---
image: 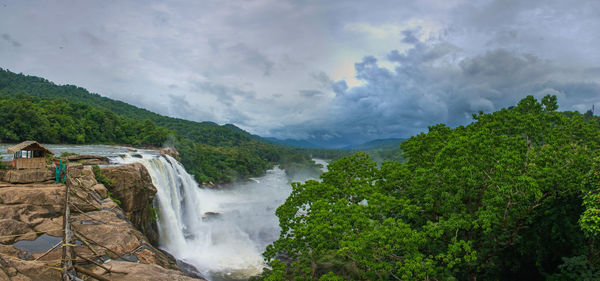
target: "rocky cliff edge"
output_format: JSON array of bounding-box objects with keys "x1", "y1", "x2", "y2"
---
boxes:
[{"x1": 0, "y1": 163, "x2": 205, "y2": 281}]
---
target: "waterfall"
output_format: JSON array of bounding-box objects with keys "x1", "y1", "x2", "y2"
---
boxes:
[{"x1": 113, "y1": 154, "x2": 292, "y2": 281}]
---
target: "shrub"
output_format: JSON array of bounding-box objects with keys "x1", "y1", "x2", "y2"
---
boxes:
[{"x1": 92, "y1": 165, "x2": 113, "y2": 188}]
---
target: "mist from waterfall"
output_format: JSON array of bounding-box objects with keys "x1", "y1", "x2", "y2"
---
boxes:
[{"x1": 113, "y1": 154, "x2": 303, "y2": 280}]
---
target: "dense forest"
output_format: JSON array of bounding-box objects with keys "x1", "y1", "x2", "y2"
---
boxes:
[
  {"x1": 258, "y1": 96, "x2": 600, "y2": 280},
  {"x1": 294, "y1": 144, "x2": 405, "y2": 164},
  {"x1": 0, "y1": 68, "x2": 320, "y2": 183},
  {"x1": 0, "y1": 95, "x2": 171, "y2": 146}
]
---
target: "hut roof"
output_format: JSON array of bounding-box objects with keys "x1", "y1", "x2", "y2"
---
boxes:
[{"x1": 7, "y1": 141, "x2": 53, "y2": 154}]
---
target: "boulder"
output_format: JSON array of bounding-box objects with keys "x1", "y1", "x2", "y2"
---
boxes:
[
  {"x1": 0, "y1": 219, "x2": 35, "y2": 244},
  {"x1": 101, "y1": 163, "x2": 159, "y2": 245},
  {"x1": 69, "y1": 210, "x2": 175, "y2": 269},
  {"x1": 160, "y1": 147, "x2": 179, "y2": 158},
  {"x1": 0, "y1": 268, "x2": 9, "y2": 281},
  {"x1": 63, "y1": 154, "x2": 109, "y2": 165},
  {"x1": 78, "y1": 158, "x2": 109, "y2": 165},
  {"x1": 0, "y1": 184, "x2": 64, "y2": 207},
  {"x1": 82, "y1": 166, "x2": 95, "y2": 180},
  {"x1": 0, "y1": 183, "x2": 99, "y2": 214},
  {"x1": 0, "y1": 204, "x2": 62, "y2": 230},
  {"x1": 202, "y1": 212, "x2": 221, "y2": 221},
  {"x1": 64, "y1": 164, "x2": 98, "y2": 190},
  {"x1": 2, "y1": 168, "x2": 54, "y2": 184},
  {"x1": 91, "y1": 183, "x2": 108, "y2": 199},
  {"x1": 64, "y1": 163, "x2": 83, "y2": 178},
  {"x1": 0, "y1": 253, "x2": 59, "y2": 281},
  {"x1": 92, "y1": 260, "x2": 204, "y2": 281}
]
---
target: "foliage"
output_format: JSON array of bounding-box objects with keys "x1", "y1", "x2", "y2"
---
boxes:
[
  {"x1": 149, "y1": 207, "x2": 159, "y2": 223},
  {"x1": 60, "y1": 152, "x2": 79, "y2": 157},
  {"x1": 92, "y1": 165, "x2": 113, "y2": 188},
  {"x1": 279, "y1": 153, "x2": 324, "y2": 180},
  {"x1": 261, "y1": 95, "x2": 600, "y2": 280},
  {"x1": 548, "y1": 255, "x2": 600, "y2": 281},
  {"x1": 580, "y1": 157, "x2": 600, "y2": 239},
  {"x1": 176, "y1": 138, "x2": 319, "y2": 183},
  {"x1": 45, "y1": 152, "x2": 54, "y2": 165},
  {"x1": 294, "y1": 144, "x2": 406, "y2": 164},
  {"x1": 94, "y1": 163, "x2": 120, "y2": 205},
  {"x1": 0, "y1": 95, "x2": 171, "y2": 147},
  {"x1": 0, "y1": 155, "x2": 7, "y2": 170},
  {"x1": 292, "y1": 147, "x2": 355, "y2": 160},
  {"x1": 107, "y1": 191, "x2": 121, "y2": 205},
  {"x1": 549, "y1": 156, "x2": 600, "y2": 280}
]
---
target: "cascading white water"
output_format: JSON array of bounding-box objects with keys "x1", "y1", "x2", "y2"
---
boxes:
[{"x1": 113, "y1": 153, "x2": 294, "y2": 281}]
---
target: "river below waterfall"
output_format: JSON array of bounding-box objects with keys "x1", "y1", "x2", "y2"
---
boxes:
[{"x1": 115, "y1": 153, "x2": 325, "y2": 281}]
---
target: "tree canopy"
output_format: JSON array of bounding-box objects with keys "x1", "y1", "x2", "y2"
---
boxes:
[{"x1": 259, "y1": 95, "x2": 600, "y2": 280}]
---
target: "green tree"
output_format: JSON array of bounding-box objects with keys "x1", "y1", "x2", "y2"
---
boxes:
[{"x1": 261, "y1": 95, "x2": 600, "y2": 280}]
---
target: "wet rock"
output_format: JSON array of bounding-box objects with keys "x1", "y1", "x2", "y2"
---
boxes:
[
  {"x1": 160, "y1": 147, "x2": 179, "y2": 158},
  {"x1": 101, "y1": 163, "x2": 159, "y2": 245},
  {"x1": 12, "y1": 234, "x2": 62, "y2": 254},
  {"x1": 176, "y1": 259, "x2": 206, "y2": 279},
  {"x1": 202, "y1": 212, "x2": 221, "y2": 221},
  {"x1": 63, "y1": 154, "x2": 109, "y2": 165}
]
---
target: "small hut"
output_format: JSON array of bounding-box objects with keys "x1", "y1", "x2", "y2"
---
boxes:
[{"x1": 7, "y1": 141, "x2": 53, "y2": 169}]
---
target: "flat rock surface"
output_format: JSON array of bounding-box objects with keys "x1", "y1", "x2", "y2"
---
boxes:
[
  {"x1": 63, "y1": 154, "x2": 109, "y2": 161},
  {"x1": 2, "y1": 168, "x2": 54, "y2": 184}
]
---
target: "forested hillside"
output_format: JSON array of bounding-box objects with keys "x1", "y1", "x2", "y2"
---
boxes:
[
  {"x1": 259, "y1": 96, "x2": 600, "y2": 280},
  {"x1": 0, "y1": 95, "x2": 171, "y2": 146},
  {"x1": 293, "y1": 142, "x2": 405, "y2": 164},
  {"x1": 0, "y1": 68, "x2": 319, "y2": 183},
  {"x1": 0, "y1": 68, "x2": 257, "y2": 145}
]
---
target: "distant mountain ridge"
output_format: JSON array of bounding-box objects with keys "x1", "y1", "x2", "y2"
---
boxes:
[
  {"x1": 266, "y1": 137, "x2": 406, "y2": 150},
  {"x1": 264, "y1": 137, "x2": 323, "y2": 148},
  {"x1": 343, "y1": 138, "x2": 406, "y2": 150},
  {"x1": 0, "y1": 68, "x2": 251, "y2": 145}
]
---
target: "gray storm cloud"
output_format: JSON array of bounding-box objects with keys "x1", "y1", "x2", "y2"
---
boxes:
[
  {"x1": 277, "y1": 39, "x2": 600, "y2": 146},
  {"x1": 1, "y1": 0, "x2": 599, "y2": 146}
]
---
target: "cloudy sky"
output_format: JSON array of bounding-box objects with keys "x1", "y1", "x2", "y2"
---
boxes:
[{"x1": 1, "y1": 0, "x2": 599, "y2": 146}]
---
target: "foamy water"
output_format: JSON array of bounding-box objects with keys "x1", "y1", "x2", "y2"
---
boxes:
[{"x1": 114, "y1": 154, "x2": 294, "y2": 280}]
